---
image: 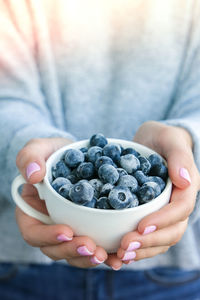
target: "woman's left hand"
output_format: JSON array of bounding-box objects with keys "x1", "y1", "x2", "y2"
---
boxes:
[{"x1": 104, "y1": 121, "x2": 200, "y2": 270}]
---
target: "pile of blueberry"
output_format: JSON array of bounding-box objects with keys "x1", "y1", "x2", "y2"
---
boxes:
[{"x1": 51, "y1": 134, "x2": 168, "y2": 210}]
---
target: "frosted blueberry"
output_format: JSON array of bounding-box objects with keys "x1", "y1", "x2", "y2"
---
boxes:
[
  {"x1": 150, "y1": 163, "x2": 168, "y2": 180},
  {"x1": 120, "y1": 154, "x2": 140, "y2": 174},
  {"x1": 147, "y1": 176, "x2": 166, "y2": 191},
  {"x1": 52, "y1": 177, "x2": 71, "y2": 192},
  {"x1": 87, "y1": 146, "x2": 102, "y2": 163},
  {"x1": 108, "y1": 186, "x2": 134, "y2": 209},
  {"x1": 121, "y1": 147, "x2": 140, "y2": 158},
  {"x1": 100, "y1": 183, "x2": 114, "y2": 197},
  {"x1": 98, "y1": 164, "x2": 119, "y2": 185},
  {"x1": 64, "y1": 149, "x2": 84, "y2": 168},
  {"x1": 117, "y1": 175, "x2": 138, "y2": 193},
  {"x1": 103, "y1": 143, "x2": 121, "y2": 163},
  {"x1": 89, "y1": 133, "x2": 108, "y2": 148},
  {"x1": 69, "y1": 181, "x2": 94, "y2": 205},
  {"x1": 95, "y1": 156, "x2": 114, "y2": 170},
  {"x1": 137, "y1": 185, "x2": 156, "y2": 204},
  {"x1": 58, "y1": 179, "x2": 73, "y2": 199},
  {"x1": 133, "y1": 170, "x2": 148, "y2": 185},
  {"x1": 83, "y1": 197, "x2": 97, "y2": 208},
  {"x1": 138, "y1": 156, "x2": 151, "y2": 175},
  {"x1": 76, "y1": 162, "x2": 94, "y2": 179},
  {"x1": 116, "y1": 168, "x2": 128, "y2": 178},
  {"x1": 142, "y1": 181, "x2": 161, "y2": 197},
  {"x1": 96, "y1": 197, "x2": 111, "y2": 209},
  {"x1": 89, "y1": 178, "x2": 103, "y2": 198},
  {"x1": 52, "y1": 160, "x2": 71, "y2": 179}
]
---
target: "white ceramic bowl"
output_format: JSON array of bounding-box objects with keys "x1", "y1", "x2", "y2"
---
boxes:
[{"x1": 11, "y1": 139, "x2": 172, "y2": 253}]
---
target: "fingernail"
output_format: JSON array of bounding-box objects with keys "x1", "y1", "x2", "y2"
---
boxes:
[
  {"x1": 126, "y1": 241, "x2": 141, "y2": 251},
  {"x1": 56, "y1": 234, "x2": 73, "y2": 242},
  {"x1": 26, "y1": 162, "x2": 41, "y2": 179},
  {"x1": 77, "y1": 246, "x2": 94, "y2": 256},
  {"x1": 180, "y1": 167, "x2": 191, "y2": 184},
  {"x1": 143, "y1": 225, "x2": 157, "y2": 235},
  {"x1": 112, "y1": 265, "x2": 121, "y2": 271},
  {"x1": 90, "y1": 256, "x2": 104, "y2": 265},
  {"x1": 122, "y1": 251, "x2": 136, "y2": 261}
]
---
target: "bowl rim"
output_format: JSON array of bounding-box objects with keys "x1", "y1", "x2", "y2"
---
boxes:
[{"x1": 43, "y1": 138, "x2": 172, "y2": 214}]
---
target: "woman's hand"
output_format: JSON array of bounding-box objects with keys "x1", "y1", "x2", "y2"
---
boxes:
[
  {"x1": 105, "y1": 121, "x2": 200, "y2": 270},
  {"x1": 15, "y1": 138, "x2": 108, "y2": 268}
]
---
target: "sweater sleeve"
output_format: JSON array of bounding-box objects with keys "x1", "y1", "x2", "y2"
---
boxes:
[
  {"x1": 160, "y1": 0, "x2": 200, "y2": 223},
  {"x1": 0, "y1": 2, "x2": 75, "y2": 203}
]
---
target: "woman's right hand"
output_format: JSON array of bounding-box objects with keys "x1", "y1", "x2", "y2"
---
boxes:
[{"x1": 15, "y1": 138, "x2": 108, "y2": 268}]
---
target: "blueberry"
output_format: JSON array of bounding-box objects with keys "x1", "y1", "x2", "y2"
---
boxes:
[
  {"x1": 80, "y1": 147, "x2": 88, "y2": 160},
  {"x1": 58, "y1": 179, "x2": 73, "y2": 199},
  {"x1": 51, "y1": 177, "x2": 71, "y2": 192},
  {"x1": 133, "y1": 170, "x2": 148, "y2": 185},
  {"x1": 89, "y1": 178, "x2": 103, "y2": 198},
  {"x1": 69, "y1": 181, "x2": 94, "y2": 205},
  {"x1": 117, "y1": 175, "x2": 138, "y2": 193},
  {"x1": 137, "y1": 185, "x2": 155, "y2": 204},
  {"x1": 150, "y1": 163, "x2": 168, "y2": 180},
  {"x1": 89, "y1": 133, "x2": 108, "y2": 148},
  {"x1": 100, "y1": 183, "x2": 114, "y2": 196},
  {"x1": 120, "y1": 154, "x2": 140, "y2": 174},
  {"x1": 126, "y1": 194, "x2": 139, "y2": 208},
  {"x1": 108, "y1": 186, "x2": 134, "y2": 209},
  {"x1": 121, "y1": 147, "x2": 140, "y2": 157},
  {"x1": 95, "y1": 156, "x2": 114, "y2": 170},
  {"x1": 148, "y1": 154, "x2": 163, "y2": 166},
  {"x1": 52, "y1": 160, "x2": 71, "y2": 179},
  {"x1": 66, "y1": 174, "x2": 79, "y2": 184},
  {"x1": 138, "y1": 156, "x2": 151, "y2": 175},
  {"x1": 98, "y1": 164, "x2": 119, "y2": 184},
  {"x1": 147, "y1": 176, "x2": 166, "y2": 191},
  {"x1": 87, "y1": 146, "x2": 102, "y2": 163},
  {"x1": 80, "y1": 147, "x2": 88, "y2": 153},
  {"x1": 142, "y1": 181, "x2": 161, "y2": 197},
  {"x1": 96, "y1": 197, "x2": 111, "y2": 209},
  {"x1": 64, "y1": 149, "x2": 84, "y2": 168},
  {"x1": 103, "y1": 143, "x2": 121, "y2": 163},
  {"x1": 83, "y1": 197, "x2": 97, "y2": 208},
  {"x1": 116, "y1": 168, "x2": 128, "y2": 178},
  {"x1": 76, "y1": 162, "x2": 94, "y2": 179}
]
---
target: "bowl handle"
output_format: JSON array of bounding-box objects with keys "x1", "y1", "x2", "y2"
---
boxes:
[{"x1": 11, "y1": 175, "x2": 53, "y2": 225}]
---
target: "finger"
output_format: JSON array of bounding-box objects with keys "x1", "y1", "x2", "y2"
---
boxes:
[
  {"x1": 16, "y1": 205, "x2": 73, "y2": 247},
  {"x1": 16, "y1": 137, "x2": 72, "y2": 184},
  {"x1": 137, "y1": 185, "x2": 196, "y2": 234},
  {"x1": 104, "y1": 253, "x2": 123, "y2": 271},
  {"x1": 154, "y1": 126, "x2": 196, "y2": 189},
  {"x1": 67, "y1": 246, "x2": 108, "y2": 268},
  {"x1": 40, "y1": 236, "x2": 97, "y2": 261},
  {"x1": 118, "y1": 220, "x2": 188, "y2": 258}
]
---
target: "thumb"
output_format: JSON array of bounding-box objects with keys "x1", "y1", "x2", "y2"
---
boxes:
[
  {"x1": 164, "y1": 147, "x2": 192, "y2": 189},
  {"x1": 16, "y1": 137, "x2": 73, "y2": 184}
]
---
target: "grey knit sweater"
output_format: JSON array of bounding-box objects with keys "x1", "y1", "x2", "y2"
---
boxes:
[{"x1": 0, "y1": 0, "x2": 200, "y2": 270}]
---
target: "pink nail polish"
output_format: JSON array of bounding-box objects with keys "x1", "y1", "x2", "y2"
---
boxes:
[
  {"x1": 127, "y1": 241, "x2": 141, "y2": 251},
  {"x1": 90, "y1": 256, "x2": 104, "y2": 264},
  {"x1": 26, "y1": 162, "x2": 41, "y2": 179},
  {"x1": 143, "y1": 225, "x2": 157, "y2": 235},
  {"x1": 112, "y1": 265, "x2": 121, "y2": 271},
  {"x1": 77, "y1": 246, "x2": 94, "y2": 256},
  {"x1": 56, "y1": 234, "x2": 72, "y2": 242},
  {"x1": 180, "y1": 168, "x2": 191, "y2": 184},
  {"x1": 122, "y1": 251, "x2": 136, "y2": 261}
]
